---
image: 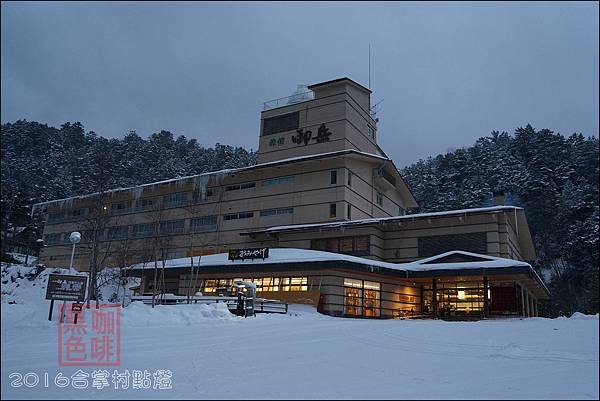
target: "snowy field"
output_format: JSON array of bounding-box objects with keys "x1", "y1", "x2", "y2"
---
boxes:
[{"x1": 1, "y1": 264, "x2": 598, "y2": 400}]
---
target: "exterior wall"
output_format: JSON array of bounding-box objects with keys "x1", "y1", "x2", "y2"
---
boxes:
[
  {"x1": 257, "y1": 81, "x2": 378, "y2": 164},
  {"x1": 383, "y1": 212, "x2": 505, "y2": 262}
]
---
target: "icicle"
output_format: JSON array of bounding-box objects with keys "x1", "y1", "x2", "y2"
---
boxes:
[{"x1": 131, "y1": 186, "x2": 144, "y2": 200}]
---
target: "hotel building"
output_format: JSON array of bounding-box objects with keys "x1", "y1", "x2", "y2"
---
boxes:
[{"x1": 33, "y1": 77, "x2": 549, "y2": 319}]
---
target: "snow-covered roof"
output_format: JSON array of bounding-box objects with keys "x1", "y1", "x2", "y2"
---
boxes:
[
  {"x1": 401, "y1": 250, "x2": 531, "y2": 271},
  {"x1": 31, "y1": 149, "x2": 390, "y2": 210},
  {"x1": 126, "y1": 248, "x2": 531, "y2": 274},
  {"x1": 244, "y1": 206, "x2": 525, "y2": 235}
]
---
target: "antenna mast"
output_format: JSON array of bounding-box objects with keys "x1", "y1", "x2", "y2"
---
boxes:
[{"x1": 368, "y1": 44, "x2": 371, "y2": 89}]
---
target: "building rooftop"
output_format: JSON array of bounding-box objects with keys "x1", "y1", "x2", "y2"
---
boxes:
[
  {"x1": 31, "y1": 149, "x2": 399, "y2": 211},
  {"x1": 124, "y1": 247, "x2": 548, "y2": 296}
]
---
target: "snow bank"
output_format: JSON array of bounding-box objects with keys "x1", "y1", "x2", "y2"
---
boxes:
[{"x1": 120, "y1": 301, "x2": 237, "y2": 327}]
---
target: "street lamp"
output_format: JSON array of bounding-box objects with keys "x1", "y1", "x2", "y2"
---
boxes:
[
  {"x1": 68, "y1": 231, "x2": 81, "y2": 271},
  {"x1": 60, "y1": 231, "x2": 81, "y2": 323}
]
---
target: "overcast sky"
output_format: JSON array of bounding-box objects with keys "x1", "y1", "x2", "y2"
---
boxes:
[{"x1": 2, "y1": 1, "x2": 598, "y2": 167}]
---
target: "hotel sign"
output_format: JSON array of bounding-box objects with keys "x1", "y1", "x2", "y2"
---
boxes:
[
  {"x1": 292, "y1": 123, "x2": 332, "y2": 146},
  {"x1": 228, "y1": 247, "x2": 269, "y2": 261},
  {"x1": 45, "y1": 274, "x2": 88, "y2": 302}
]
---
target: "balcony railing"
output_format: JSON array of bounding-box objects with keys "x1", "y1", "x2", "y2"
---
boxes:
[{"x1": 263, "y1": 91, "x2": 314, "y2": 111}]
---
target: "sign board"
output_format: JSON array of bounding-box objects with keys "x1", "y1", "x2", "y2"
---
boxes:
[
  {"x1": 228, "y1": 247, "x2": 269, "y2": 261},
  {"x1": 45, "y1": 274, "x2": 87, "y2": 302}
]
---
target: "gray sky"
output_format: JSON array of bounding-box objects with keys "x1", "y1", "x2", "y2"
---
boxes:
[{"x1": 2, "y1": 1, "x2": 598, "y2": 167}]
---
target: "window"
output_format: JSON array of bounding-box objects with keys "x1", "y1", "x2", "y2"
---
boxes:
[
  {"x1": 418, "y1": 232, "x2": 488, "y2": 258},
  {"x1": 166, "y1": 250, "x2": 185, "y2": 260},
  {"x1": 262, "y1": 112, "x2": 299, "y2": 136},
  {"x1": 160, "y1": 219, "x2": 185, "y2": 234},
  {"x1": 107, "y1": 226, "x2": 128, "y2": 240},
  {"x1": 399, "y1": 206, "x2": 405, "y2": 216},
  {"x1": 44, "y1": 233, "x2": 64, "y2": 245},
  {"x1": 347, "y1": 204, "x2": 351, "y2": 220},
  {"x1": 47, "y1": 212, "x2": 66, "y2": 224},
  {"x1": 70, "y1": 208, "x2": 88, "y2": 219},
  {"x1": 262, "y1": 176, "x2": 295, "y2": 187},
  {"x1": 311, "y1": 236, "x2": 370, "y2": 256},
  {"x1": 344, "y1": 278, "x2": 380, "y2": 317},
  {"x1": 201, "y1": 276, "x2": 308, "y2": 293},
  {"x1": 191, "y1": 216, "x2": 217, "y2": 232},
  {"x1": 260, "y1": 207, "x2": 293, "y2": 217},
  {"x1": 330, "y1": 170, "x2": 337, "y2": 185},
  {"x1": 376, "y1": 192, "x2": 383, "y2": 206},
  {"x1": 368, "y1": 125, "x2": 375, "y2": 139},
  {"x1": 163, "y1": 192, "x2": 189, "y2": 208},
  {"x1": 111, "y1": 201, "x2": 131, "y2": 215},
  {"x1": 226, "y1": 182, "x2": 256, "y2": 191},
  {"x1": 194, "y1": 187, "x2": 214, "y2": 202},
  {"x1": 329, "y1": 203, "x2": 337, "y2": 218},
  {"x1": 224, "y1": 212, "x2": 254, "y2": 221},
  {"x1": 348, "y1": 171, "x2": 352, "y2": 186},
  {"x1": 132, "y1": 223, "x2": 156, "y2": 238},
  {"x1": 135, "y1": 198, "x2": 155, "y2": 211}
]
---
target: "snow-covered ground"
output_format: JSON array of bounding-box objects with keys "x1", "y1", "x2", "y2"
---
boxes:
[{"x1": 1, "y1": 264, "x2": 598, "y2": 400}]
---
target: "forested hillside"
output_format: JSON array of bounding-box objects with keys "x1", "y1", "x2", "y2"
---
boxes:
[
  {"x1": 402, "y1": 125, "x2": 599, "y2": 315},
  {"x1": 1, "y1": 120, "x2": 598, "y2": 315}
]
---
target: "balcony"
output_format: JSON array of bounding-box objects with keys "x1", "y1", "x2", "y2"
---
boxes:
[{"x1": 373, "y1": 167, "x2": 396, "y2": 191}]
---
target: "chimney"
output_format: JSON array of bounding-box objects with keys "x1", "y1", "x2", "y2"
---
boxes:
[{"x1": 493, "y1": 191, "x2": 505, "y2": 206}]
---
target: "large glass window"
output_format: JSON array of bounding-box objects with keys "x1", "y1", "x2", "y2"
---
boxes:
[
  {"x1": 343, "y1": 278, "x2": 380, "y2": 318},
  {"x1": 132, "y1": 223, "x2": 156, "y2": 238},
  {"x1": 262, "y1": 176, "x2": 295, "y2": 187},
  {"x1": 160, "y1": 219, "x2": 185, "y2": 234},
  {"x1": 135, "y1": 198, "x2": 155, "y2": 211},
  {"x1": 260, "y1": 207, "x2": 293, "y2": 217},
  {"x1": 262, "y1": 112, "x2": 299, "y2": 136},
  {"x1": 201, "y1": 276, "x2": 308, "y2": 294},
  {"x1": 163, "y1": 192, "x2": 189, "y2": 208},
  {"x1": 191, "y1": 216, "x2": 217, "y2": 232},
  {"x1": 311, "y1": 236, "x2": 370, "y2": 256},
  {"x1": 223, "y1": 212, "x2": 254, "y2": 221}
]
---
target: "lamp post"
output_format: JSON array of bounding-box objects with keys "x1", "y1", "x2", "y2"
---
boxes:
[
  {"x1": 60, "y1": 231, "x2": 81, "y2": 323},
  {"x1": 68, "y1": 231, "x2": 81, "y2": 271}
]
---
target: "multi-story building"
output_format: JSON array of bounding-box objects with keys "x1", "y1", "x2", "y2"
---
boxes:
[{"x1": 33, "y1": 77, "x2": 548, "y2": 318}]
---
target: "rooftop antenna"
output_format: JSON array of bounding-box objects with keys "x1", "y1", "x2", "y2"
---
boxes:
[{"x1": 368, "y1": 44, "x2": 371, "y2": 89}]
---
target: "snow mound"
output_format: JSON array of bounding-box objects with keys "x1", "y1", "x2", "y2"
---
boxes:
[
  {"x1": 120, "y1": 301, "x2": 238, "y2": 327},
  {"x1": 569, "y1": 312, "x2": 599, "y2": 320}
]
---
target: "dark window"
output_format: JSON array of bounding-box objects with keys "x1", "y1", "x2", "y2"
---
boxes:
[
  {"x1": 262, "y1": 112, "x2": 300, "y2": 136},
  {"x1": 348, "y1": 171, "x2": 352, "y2": 186},
  {"x1": 111, "y1": 201, "x2": 132, "y2": 215},
  {"x1": 347, "y1": 204, "x2": 351, "y2": 220},
  {"x1": 136, "y1": 198, "x2": 155, "y2": 211},
  {"x1": 329, "y1": 203, "x2": 337, "y2": 218},
  {"x1": 160, "y1": 219, "x2": 185, "y2": 234},
  {"x1": 311, "y1": 236, "x2": 370, "y2": 256},
  {"x1": 44, "y1": 233, "x2": 64, "y2": 245},
  {"x1": 376, "y1": 192, "x2": 383, "y2": 206},
  {"x1": 418, "y1": 232, "x2": 488, "y2": 258},
  {"x1": 163, "y1": 192, "x2": 189, "y2": 208},
  {"x1": 224, "y1": 212, "x2": 254, "y2": 221},
  {"x1": 132, "y1": 223, "x2": 157, "y2": 238},
  {"x1": 226, "y1": 182, "x2": 256, "y2": 192},
  {"x1": 330, "y1": 170, "x2": 337, "y2": 185},
  {"x1": 107, "y1": 226, "x2": 128, "y2": 240}
]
